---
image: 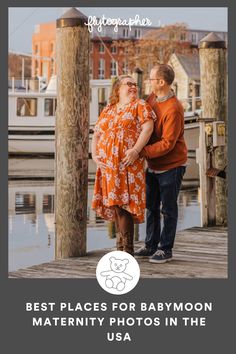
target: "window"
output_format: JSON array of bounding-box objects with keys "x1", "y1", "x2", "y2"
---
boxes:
[
  {"x1": 123, "y1": 28, "x2": 129, "y2": 38},
  {"x1": 111, "y1": 45, "x2": 117, "y2": 54},
  {"x1": 99, "y1": 44, "x2": 105, "y2": 53},
  {"x1": 15, "y1": 193, "x2": 36, "y2": 214},
  {"x1": 191, "y1": 33, "x2": 198, "y2": 44},
  {"x1": 98, "y1": 58, "x2": 105, "y2": 79},
  {"x1": 43, "y1": 195, "x2": 54, "y2": 213},
  {"x1": 44, "y1": 98, "x2": 57, "y2": 116},
  {"x1": 134, "y1": 29, "x2": 141, "y2": 38},
  {"x1": 195, "y1": 84, "x2": 200, "y2": 98},
  {"x1": 17, "y1": 98, "x2": 37, "y2": 117},
  {"x1": 50, "y1": 59, "x2": 54, "y2": 76},
  {"x1": 122, "y1": 61, "x2": 128, "y2": 74},
  {"x1": 110, "y1": 59, "x2": 117, "y2": 76},
  {"x1": 188, "y1": 83, "x2": 201, "y2": 97},
  {"x1": 180, "y1": 32, "x2": 186, "y2": 41}
]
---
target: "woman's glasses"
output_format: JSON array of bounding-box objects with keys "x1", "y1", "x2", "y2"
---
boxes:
[{"x1": 121, "y1": 82, "x2": 138, "y2": 87}]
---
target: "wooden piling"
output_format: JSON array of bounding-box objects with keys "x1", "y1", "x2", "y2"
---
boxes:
[
  {"x1": 199, "y1": 32, "x2": 227, "y2": 226},
  {"x1": 196, "y1": 118, "x2": 216, "y2": 226},
  {"x1": 55, "y1": 8, "x2": 90, "y2": 258}
]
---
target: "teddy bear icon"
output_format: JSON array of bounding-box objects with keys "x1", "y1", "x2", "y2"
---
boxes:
[{"x1": 100, "y1": 256, "x2": 133, "y2": 291}]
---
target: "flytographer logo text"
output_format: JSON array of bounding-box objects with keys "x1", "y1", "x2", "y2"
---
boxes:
[{"x1": 84, "y1": 15, "x2": 152, "y2": 33}]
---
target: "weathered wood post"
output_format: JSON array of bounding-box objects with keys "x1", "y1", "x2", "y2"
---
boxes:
[
  {"x1": 196, "y1": 117, "x2": 216, "y2": 226},
  {"x1": 199, "y1": 32, "x2": 227, "y2": 226},
  {"x1": 55, "y1": 8, "x2": 90, "y2": 258}
]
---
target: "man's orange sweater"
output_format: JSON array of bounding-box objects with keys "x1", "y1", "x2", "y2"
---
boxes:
[{"x1": 143, "y1": 92, "x2": 188, "y2": 171}]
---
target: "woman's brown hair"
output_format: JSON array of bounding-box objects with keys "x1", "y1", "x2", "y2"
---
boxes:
[{"x1": 109, "y1": 75, "x2": 133, "y2": 106}]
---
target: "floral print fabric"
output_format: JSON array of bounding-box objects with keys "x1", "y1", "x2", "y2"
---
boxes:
[{"x1": 92, "y1": 99, "x2": 156, "y2": 223}]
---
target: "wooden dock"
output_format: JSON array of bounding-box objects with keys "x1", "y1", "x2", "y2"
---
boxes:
[{"x1": 9, "y1": 226, "x2": 227, "y2": 279}]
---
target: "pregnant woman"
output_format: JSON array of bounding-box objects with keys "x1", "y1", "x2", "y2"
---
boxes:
[{"x1": 91, "y1": 75, "x2": 156, "y2": 255}]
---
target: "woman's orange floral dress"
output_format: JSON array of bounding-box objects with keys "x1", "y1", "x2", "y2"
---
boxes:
[{"x1": 92, "y1": 98, "x2": 156, "y2": 223}]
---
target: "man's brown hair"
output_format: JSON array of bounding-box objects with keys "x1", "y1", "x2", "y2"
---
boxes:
[{"x1": 151, "y1": 64, "x2": 175, "y2": 85}]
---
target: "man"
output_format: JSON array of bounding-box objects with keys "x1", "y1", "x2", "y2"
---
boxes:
[{"x1": 134, "y1": 64, "x2": 188, "y2": 263}]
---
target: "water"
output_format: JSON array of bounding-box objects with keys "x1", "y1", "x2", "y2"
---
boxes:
[{"x1": 9, "y1": 161, "x2": 200, "y2": 271}]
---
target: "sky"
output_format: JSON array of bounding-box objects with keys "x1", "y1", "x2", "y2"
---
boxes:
[{"x1": 8, "y1": 7, "x2": 228, "y2": 54}]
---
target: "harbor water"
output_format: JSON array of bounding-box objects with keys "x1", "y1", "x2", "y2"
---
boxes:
[{"x1": 9, "y1": 158, "x2": 200, "y2": 271}]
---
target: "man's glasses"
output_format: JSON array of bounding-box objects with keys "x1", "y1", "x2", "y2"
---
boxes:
[
  {"x1": 121, "y1": 82, "x2": 138, "y2": 87},
  {"x1": 149, "y1": 78, "x2": 162, "y2": 82}
]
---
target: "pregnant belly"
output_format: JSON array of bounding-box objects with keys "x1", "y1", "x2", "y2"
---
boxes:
[{"x1": 97, "y1": 133, "x2": 136, "y2": 161}]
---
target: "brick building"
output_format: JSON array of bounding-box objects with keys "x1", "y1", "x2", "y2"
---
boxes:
[
  {"x1": 32, "y1": 22, "x2": 56, "y2": 80},
  {"x1": 31, "y1": 21, "x2": 227, "y2": 83}
]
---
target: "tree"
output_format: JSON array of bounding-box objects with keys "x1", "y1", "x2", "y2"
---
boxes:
[{"x1": 112, "y1": 23, "x2": 193, "y2": 80}]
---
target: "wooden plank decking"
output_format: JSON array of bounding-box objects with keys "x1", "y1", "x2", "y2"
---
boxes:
[{"x1": 9, "y1": 226, "x2": 228, "y2": 279}]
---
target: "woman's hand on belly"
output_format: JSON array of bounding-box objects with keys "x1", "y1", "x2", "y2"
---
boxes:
[{"x1": 122, "y1": 148, "x2": 139, "y2": 167}]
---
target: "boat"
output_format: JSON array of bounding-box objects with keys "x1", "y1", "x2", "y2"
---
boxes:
[
  {"x1": 8, "y1": 76, "x2": 200, "y2": 184},
  {"x1": 8, "y1": 76, "x2": 56, "y2": 155}
]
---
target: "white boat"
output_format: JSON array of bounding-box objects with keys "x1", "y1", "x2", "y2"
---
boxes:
[
  {"x1": 8, "y1": 76, "x2": 200, "y2": 183},
  {"x1": 9, "y1": 76, "x2": 56, "y2": 155},
  {"x1": 8, "y1": 91, "x2": 56, "y2": 155},
  {"x1": 8, "y1": 76, "x2": 111, "y2": 155}
]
